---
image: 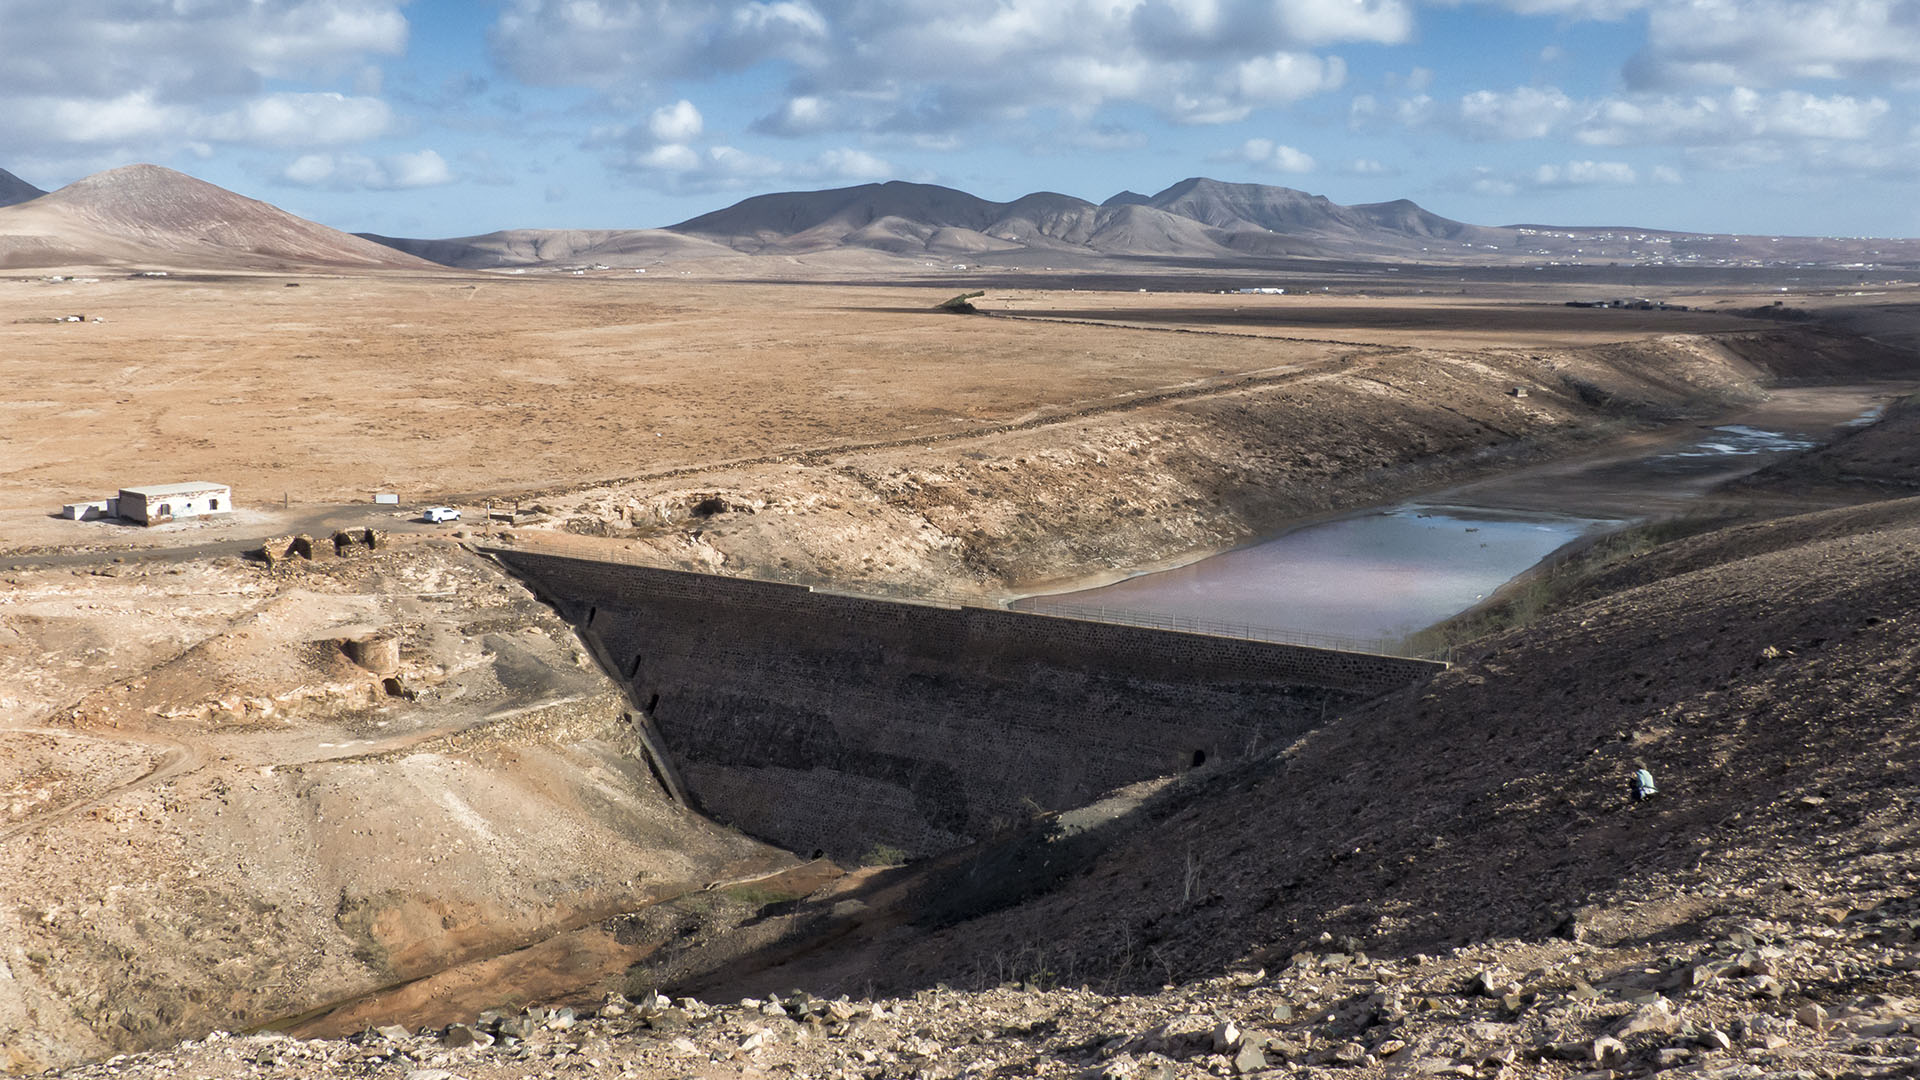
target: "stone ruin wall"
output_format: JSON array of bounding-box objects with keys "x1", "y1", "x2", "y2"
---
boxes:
[{"x1": 492, "y1": 551, "x2": 1444, "y2": 862}]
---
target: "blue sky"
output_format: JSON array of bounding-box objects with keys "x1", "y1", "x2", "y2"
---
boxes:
[{"x1": 3, "y1": 0, "x2": 1918, "y2": 239}]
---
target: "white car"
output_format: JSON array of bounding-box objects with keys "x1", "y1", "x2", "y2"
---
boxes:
[{"x1": 421, "y1": 506, "x2": 461, "y2": 524}]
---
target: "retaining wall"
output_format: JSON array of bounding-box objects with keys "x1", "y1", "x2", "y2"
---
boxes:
[{"x1": 492, "y1": 551, "x2": 1444, "y2": 861}]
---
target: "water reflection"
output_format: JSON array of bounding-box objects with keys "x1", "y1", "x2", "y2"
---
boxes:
[{"x1": 1015, "y1": 505, "x2": 1614, "y2": 644}]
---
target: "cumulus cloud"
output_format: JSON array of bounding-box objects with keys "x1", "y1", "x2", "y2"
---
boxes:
[
  {"x1": 1531, "y1": 159, "x2": 1638, "y2": 185},
  {"x1": 1218, "y1": 137, "x2": 1318, "y2": 172},
  {"x1": 1355, "y1": 81, "x2": 1894, "y2": 169},
  {"x1": 1457, "y1": 86, "x2": 1578, "y2": 140},
  {"x1": 1451, "y1": 1, "x2": 1920, "y2": 89},
  {"x1": 204, "y1": 93, "x2": 395, "y2": 146},
  {"x1": 613, "y1": 140, "x2": 894, "y2": 194},
  {"x1": 5, "y1": 90, "x2": 393, "y2": 148},
  {"x1": 281, "y1": 149, "x2": 455, "y2": 190},
  {"x1": 489, "y1": 0, "x2": 1386, "y2": 134},
  {"x1": 1576, "y1": 87, "x2": 1890, "y2": 145},
  {"x1": 1231, "y1": 52, "x2": 1348, "y2": 104},
  {"x1": 0, "y1": 1, "x2": 407, "y2": 160},
  {"x1": 1441, "y1": 0, "x2": 1651, "y2": 17},
  {"x1": 752, "y1": 95, "x2": 837, "y2": 136},
  {"x1": 648, "y1": 99, "x2": 705, "y2": 141},
  {"x1": 1464, "y1": 158, "x2": 1644, "y2": 196},
  {"x1": 1632, "y1": 0, "x2": 1920, "y2": 88}
]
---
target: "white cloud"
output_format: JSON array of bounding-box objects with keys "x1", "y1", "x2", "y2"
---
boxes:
[
  {"x1": 31, "y1": 91, "x2": 194, "y2": 145},
  {"x1": 490, "y1": 0, "x2": 1380, "y2": 133},
  {"x1": 1457, "y1": 86, "x2": 1577, "y2": 139},
  {"x1": 0, "y1": 1, "x2": 407, "y2": 159},
  {"x1": 611, "y1": 138, "x2": 894, "y2": 194},
  {"x1": 1445, "y1": 0, "x2": 1651, "y2": 16},
  {"x1": 648, "y1": 100, "x2": 705, "y2": 142},
  {"x1": 1231, "y1": 52, "x2": 1348, "y2": 104},
  {"x1": 1467, "y1": 167, "x2": 1519, "y2": 197},
  {"x1": 1532, "y1": 159, "x2": 1638, "y2": 185},
  {"x1": 1456, "y1": 0, "x2": 1920, "y2": 89},
  {"x1": 638, "y1": 144, "x2": 705, "y2": 172},
  {"x1": 797, "y1": 147, "x2": 895, "y2": 179},
  {"x1": 206, "y1": 93, "x2": 394, "y2": 146},
  {"x1": 1634, "y1": 0, "x2": 1920, "y2": 88},
  {"x1": 1576, "y1": 87, "x2": 1890, "y2": 145},
  {"x1": 1221, "y1": 137, "x2": 1318, "y2": 172},
  {"x1": 1464, "y1": 157, "x2": 1657, "y2": 196},
  {"x1": 281, "y1": 149, "x2": 454, "y2": 190},
  {"x1": 753, "y1": 95, "x2": 836, "y2": 136}
]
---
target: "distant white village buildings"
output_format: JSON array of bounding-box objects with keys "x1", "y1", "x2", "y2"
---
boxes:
[{"x1": 62, "y1": 482, "x2": 233, "y2": 525}]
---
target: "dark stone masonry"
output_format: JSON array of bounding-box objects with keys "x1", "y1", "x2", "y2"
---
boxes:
[{"x1": 491, "y1": 551, "x2": 1444, "y2": 861}]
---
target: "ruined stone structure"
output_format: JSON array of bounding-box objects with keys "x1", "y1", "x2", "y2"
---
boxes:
[{"x1": 492, "y1": 551, "x2": 1445, "y2": 861}]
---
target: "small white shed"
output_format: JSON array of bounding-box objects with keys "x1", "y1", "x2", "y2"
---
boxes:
[{"x1": 117, "y1": 482, "x2": 233, "y2": 525}]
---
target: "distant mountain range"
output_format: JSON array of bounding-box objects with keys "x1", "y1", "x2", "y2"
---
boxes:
[
  {"x1": 368, "y1": 177, "x2": 1518, "y2": 268},
  {"x1": 366, "y1": 176, "x2": 1920, "y2": 271},
  {"x1": 0, "y1": 167, "x2": 45, "y2": 209},
  {"x1": 2, "y1": 163, "x2": 1917, "y2": 273}
]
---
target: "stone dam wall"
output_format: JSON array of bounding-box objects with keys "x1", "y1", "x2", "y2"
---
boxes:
[{"x1": 491, "y1": 551, "x2": 1445, "y2": 861}]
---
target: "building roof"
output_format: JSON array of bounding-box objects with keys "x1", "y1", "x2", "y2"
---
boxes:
[{"x1": 118, "y1": 481, "x2": 231, "y2": 498}]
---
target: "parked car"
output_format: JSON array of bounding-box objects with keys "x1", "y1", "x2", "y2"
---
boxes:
[{"x1": 421, "y1": 506, "x2": 461, "y2": 523}]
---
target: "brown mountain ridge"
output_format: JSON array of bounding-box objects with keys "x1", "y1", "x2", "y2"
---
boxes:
[
  {"x1": 8, "y1": 161, "x2": 1920, "y2": 273},
  {"x1": 0, "y1": 167, "x2": 45, "y2": 209},
  {"x1": 0, "y1": 164, "x2": 434, "y2": 271},
  {"x1": 371, "y1": 175, "x2": 1920, "y2": 270}
]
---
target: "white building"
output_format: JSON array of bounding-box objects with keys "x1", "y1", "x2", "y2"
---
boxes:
[{"x1": 116, "y1": 482, "x2": 233, "y2": 525}]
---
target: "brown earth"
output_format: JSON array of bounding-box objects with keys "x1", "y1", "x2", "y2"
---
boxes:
[
  {"x1": 30, "y1": 465, "x2": 1920, "y2": 1075},
  {"x1": 0, "y1": 539, "x2": 790, "y2": 1072},
  {"x1": 17, "y1": 274, "x2": 1906, "y2": 597},
  {"x1": 9, "y1": 270, "x2": 1920, "y2": 1080}
]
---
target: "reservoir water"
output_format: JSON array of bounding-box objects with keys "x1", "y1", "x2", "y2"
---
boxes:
[
  {"x1": 1013, "y1": 504, "x2": 1612, "y2": 650},
  {"x1": 1013, "y1": 388, "x2": 1897, "y2": 653}
]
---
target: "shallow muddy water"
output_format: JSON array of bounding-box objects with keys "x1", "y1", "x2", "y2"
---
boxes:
[
  {"x1": 1014, "y1": 505, "x2": 1611, "y2": 646},
  {"x1": 1016, "y1": 387, "x2": 1899, "y2": 650}
]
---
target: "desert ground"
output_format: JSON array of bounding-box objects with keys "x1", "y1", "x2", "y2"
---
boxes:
[
  {"x1": 0, "y1": 271, "x2": 1841, "y2": 517},
  {"x1": 7, "y1": 263, "x2": 1920, "y2": 1079}
]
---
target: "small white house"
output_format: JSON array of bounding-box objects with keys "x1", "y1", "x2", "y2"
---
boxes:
[{"x1": 117, "y1": 482, "x2": 233, "y2": 525}]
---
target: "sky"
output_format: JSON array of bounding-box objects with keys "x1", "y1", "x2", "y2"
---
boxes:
[{"x1": 3, "y1": 0, "x2": 1918, "y2": 240}]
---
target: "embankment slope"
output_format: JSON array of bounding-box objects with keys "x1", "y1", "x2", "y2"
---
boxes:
[
  {"x1": 0, "y1": 543, "x2": 789, "y2": 1072},
  {"x1": 795, "y1": 453, "x2": 1920, "y2": 1000},
  {"x1": 546, "y1": 324, "x2": 1917, "y2": 598}
]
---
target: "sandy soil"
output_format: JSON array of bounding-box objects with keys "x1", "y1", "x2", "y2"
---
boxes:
[
  {"x1": 0, "y1": 274, "x2": 1827, "y2": 520},
  {"x1": 0, "y1": 539, "x2": 789, "y2": 1071}
]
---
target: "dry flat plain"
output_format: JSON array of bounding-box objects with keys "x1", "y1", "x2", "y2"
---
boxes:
[{"x1": 0, "y1": 273, "x2": 1768, "y2": 516}]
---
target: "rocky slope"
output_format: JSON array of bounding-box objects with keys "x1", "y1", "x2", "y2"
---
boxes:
[
  {"x1": 35, "y1": 453, "x2": 1920, "y2": 1074},
  {"x1": 0, "y1": 539, "x2": 789, "y2": 1072},
  {"x1": 523, "y1": 325, "x2": 1915, "y2": 601}
]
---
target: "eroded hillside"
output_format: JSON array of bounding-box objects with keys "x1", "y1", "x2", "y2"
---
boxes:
[
  {"x1": 533, "y1": 325, "x2": 1911, "y2": 598},
  {"x1": 0, "y1": 540, "x2": 790, "y2": 1072},
  {"x1": 31, "y1": 378, "x2": 1920, "y2": 1080}
]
